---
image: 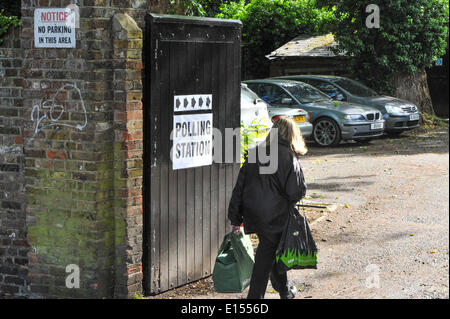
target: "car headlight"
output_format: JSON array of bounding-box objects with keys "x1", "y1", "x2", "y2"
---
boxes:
[
  {"x1": 385, "y1": 104, "x2": 408, "y2": 115},
  {"x1": 344, "y1": 114, "x2": 365, "y2": 121}
]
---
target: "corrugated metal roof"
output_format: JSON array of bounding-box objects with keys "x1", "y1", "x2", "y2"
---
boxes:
[{"x1": 266, "y1": 34, "x2": 345, "y2": 59}]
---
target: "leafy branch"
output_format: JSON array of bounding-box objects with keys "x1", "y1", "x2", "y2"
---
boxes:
[
  {"x1": 240, "y1": 119, "x2": 269, "y2": 164},
  {"x1": 0, "y1": 10, "x2": 21, "y2": 45}
]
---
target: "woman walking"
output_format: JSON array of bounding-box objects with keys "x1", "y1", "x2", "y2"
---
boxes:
[{"x1": 228, "y1": 116, "x2": 308, "y2": 299}]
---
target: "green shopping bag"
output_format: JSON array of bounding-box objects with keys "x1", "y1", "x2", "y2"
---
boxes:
[{"x1": 212, "y1": 230, "x2": 255, "y2": 293}]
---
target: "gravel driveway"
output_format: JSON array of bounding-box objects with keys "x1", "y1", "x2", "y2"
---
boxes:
[
  {"x1": 147, "y1": 127, "x2": 449, "y2": 300},
  {"x1": 284, "y1": 128, "x2": 449, "y2": 299}
]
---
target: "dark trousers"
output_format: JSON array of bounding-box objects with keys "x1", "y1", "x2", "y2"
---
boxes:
[{"x1": 247, "y1": 232, "x2": 288, "y2": 299}]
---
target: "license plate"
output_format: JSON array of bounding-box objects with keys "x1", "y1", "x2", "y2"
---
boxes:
[
  {"x1": 409, "y1": 113, "x2": 420, "y2": 121},
  {"x1": 371, "y1": 122, "x2": 384, "y2": 130},
  {"x1": 294, "y1": 115, "x2": 305, "y2": 123}
]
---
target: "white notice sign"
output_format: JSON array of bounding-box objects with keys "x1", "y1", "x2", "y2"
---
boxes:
[
  {"x1": 172, "y1": 113, "x2": 213, "y2": 170},
  {"x1": 34, "y1": 8, "x2": 76, "y2": 48}
]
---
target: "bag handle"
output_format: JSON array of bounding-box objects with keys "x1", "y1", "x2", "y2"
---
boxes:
[
  {"x1": 229, "y1": 230, "x2": 254, "y2": 262},
  {"x1": 217, "y1": 233, "x2": 232, "y2": 256}
]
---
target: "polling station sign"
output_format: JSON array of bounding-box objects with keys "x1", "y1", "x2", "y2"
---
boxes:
[
  {"x1": 172, "y1": 113, "x2": 213, "y2": 170},
  {"x1": 34, "y1": 8, "x2": 76, "y2": 48}
]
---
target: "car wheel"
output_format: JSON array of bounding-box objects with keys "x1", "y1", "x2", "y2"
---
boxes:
[{"x1": 313, "y1": 118, "x2": 341, "y2": 147}]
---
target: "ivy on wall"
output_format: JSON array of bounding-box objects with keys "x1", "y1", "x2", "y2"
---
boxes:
[
  {"x1": 0, "y1": 10, "x2": 21, "y2": 45},
  {"x1": 0, "y1": 0, "x2": 21, "y2": 45}
]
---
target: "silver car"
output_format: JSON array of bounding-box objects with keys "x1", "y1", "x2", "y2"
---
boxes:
[
  {"x1": 276, "y1": 75, "x2": 421, "y2": 136},
  {"x1": 241, "y1": 83, "x2": 272, "y2": 143},
  {"x1": 266, "y1": 105, "x2": 312, "y2": 139},
  {"x1": 242, "y1": 84, "x2": 313, "y2": 138},
  {"x1": 245, "y1": 79, "x2": 385, "y2": 146}
]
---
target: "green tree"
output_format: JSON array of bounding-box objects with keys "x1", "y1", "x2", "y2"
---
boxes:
[
  {"x1": 195, "y1": 0, "x2": 247, "y2": 17},
  {"x1": 217, "y1": 0, "x2": 336, "y2": 79},
  {"x1": 332, "y1": 0, "x2": 449, "y2": 95}
]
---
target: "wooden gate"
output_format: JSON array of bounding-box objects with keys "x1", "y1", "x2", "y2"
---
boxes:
[{"x1": 143, "y1": 14, "x2": 242, "y2": 294}]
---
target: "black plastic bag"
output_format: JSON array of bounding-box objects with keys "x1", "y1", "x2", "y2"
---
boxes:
[{"x1": 275, "y1": 206, "x2": 318, "y2": 272}]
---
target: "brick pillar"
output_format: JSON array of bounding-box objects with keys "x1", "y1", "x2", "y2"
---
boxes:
[{"x1": 111, "y1": 12, "x2": 144, "y2": 299}]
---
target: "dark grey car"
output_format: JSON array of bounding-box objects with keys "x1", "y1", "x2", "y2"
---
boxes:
[
  {"x1": 275, "y1": 75, "x2": 421, "y2": 136},
  {"x1": 244, "y1": 79, "x2": 385, "y2": 147}
]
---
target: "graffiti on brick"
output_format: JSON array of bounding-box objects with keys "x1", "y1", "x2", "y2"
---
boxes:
[
  {"x1": 0, "y1": 145, "x2": 22, "y2": 155},
  {"x1": 30, "y1": 83, "x2": 87, "y2": 137}
]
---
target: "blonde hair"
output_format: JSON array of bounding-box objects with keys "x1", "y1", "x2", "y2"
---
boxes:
[{"x1": 265, "y1": 116, "x2": 308, "y2": 155}]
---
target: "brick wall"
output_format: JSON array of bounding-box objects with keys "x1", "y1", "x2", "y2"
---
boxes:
[
  {"x1": 0, "y1": 21, "x2": 28, "y2": 298},
  {"x1": 0, "y1": 0, "x2": 146, "y2": 298}
]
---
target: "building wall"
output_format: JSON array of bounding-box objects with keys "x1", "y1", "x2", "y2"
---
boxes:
[{"x1": 269, "y1": 57, "x2": 349, "y2": 77}]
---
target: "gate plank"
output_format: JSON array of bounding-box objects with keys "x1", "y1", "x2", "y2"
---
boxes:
[
  {"x1": 202, "y1": 42, "x2": 212, "y2": 277},
  {"x1": 232, "y1": 34, "x2": 242, "y2": 187},
  {"x1": 148, "y1": 32, "x2": 161, "y2": 294},
  {"x1": 194, "y1": 43, "x2": 204, "y2": 281},
  {"x1": 168, "y1": 41, "x2": 179, "y2": 289},
  {"x1": 225, "y1": 43, "x2": 234, "y2": 233},
  {"x1": 209, "y1": 42, "x2": 220, "y2": 271},
  {"x1": 159, "y1": 40, "x2": 171, "y2": 292},
  {"x1": 185, "y1": 41, "x2": 196, "y2": 283},
  {"x1": 217, "y1": 42, "x2": 227, "y2": 241},
  {"x1": 176, "y1": 41, "x2": 187, "y2": 286}
]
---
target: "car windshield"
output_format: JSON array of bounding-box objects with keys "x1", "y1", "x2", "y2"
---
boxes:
[
  {"x1": 332, "y1": 78, "x2": 379, "y2": 97},
  {"x1": 280, "y1": 82, "x2": 331, "y2": 104}
]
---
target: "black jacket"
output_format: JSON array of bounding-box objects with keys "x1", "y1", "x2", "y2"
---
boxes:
[{"x1": 228, "y1": 138, "x2": 307, "y2": 235}]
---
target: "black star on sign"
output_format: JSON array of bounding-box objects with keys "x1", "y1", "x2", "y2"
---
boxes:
[
  {"x1": 206, "y1": 96, "x2": 211, "y2": 107},
  {"x1": 191, "y1": 97, "x2": 196, "y2": 108},
  {"x1": 175, "y1": 98, "x2": 181, "y2": 109},
  {"x1": 183, "y1": 98, "x2": 189, "y2": 108},
  {"x1": 199, "y1": 97, "x2": 204, "y2": 107}
]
